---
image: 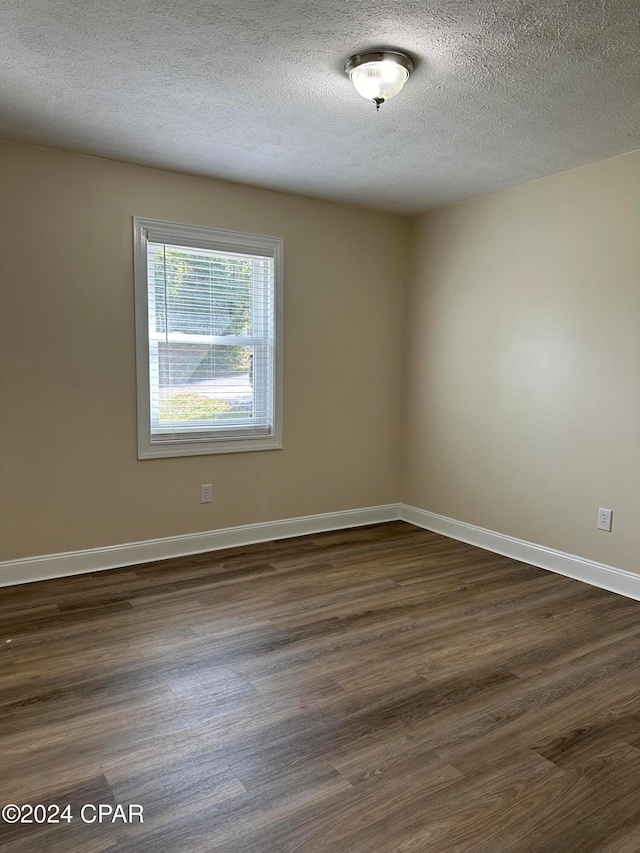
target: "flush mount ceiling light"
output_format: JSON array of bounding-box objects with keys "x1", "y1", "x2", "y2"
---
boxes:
[{"x1": 345, "y1": 50, "x2": 414, "y2": 110}]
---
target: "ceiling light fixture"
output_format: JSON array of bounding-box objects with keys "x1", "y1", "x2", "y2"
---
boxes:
[{"x1": 345, "y1": 50, "x2": 414, "y2": 111}]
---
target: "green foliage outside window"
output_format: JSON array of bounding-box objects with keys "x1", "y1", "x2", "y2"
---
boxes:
[{"x1": 159, "y1": 393, "x2": 249, "y2": 422}]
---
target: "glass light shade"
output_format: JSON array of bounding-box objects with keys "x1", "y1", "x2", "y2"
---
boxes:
[{"x1": 349, "y1": 60, "x2": 409, "y2": 102}]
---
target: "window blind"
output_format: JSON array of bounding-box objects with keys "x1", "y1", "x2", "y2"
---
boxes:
[{"x1": 146, "y1": 240, "x2": 275, "y2": 443}]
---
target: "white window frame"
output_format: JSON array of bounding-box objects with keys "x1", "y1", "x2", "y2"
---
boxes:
[{"x1": 133, "y1": 217, "x2": 283, "y2": 459}]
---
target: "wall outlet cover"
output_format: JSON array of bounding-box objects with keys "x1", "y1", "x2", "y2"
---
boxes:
[{"x1": 597, "y1": 508, "x2": 612, "y2": 532}]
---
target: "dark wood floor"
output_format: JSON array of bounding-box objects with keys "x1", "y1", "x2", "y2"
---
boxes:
[{"x1": 2, "y1": 522, "x2": 640, "y2": 852}]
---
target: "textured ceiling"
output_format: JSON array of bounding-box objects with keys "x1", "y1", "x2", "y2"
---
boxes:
[{"x1": 0, "y1": 0, "x2": 638, "y2": 213}]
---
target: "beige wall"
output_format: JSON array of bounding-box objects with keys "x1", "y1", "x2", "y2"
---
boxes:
[
  {"x1": 2, "y1": 140, "x2": 638, "y2": 572},
  {"x1": 0, "y1": 140, "x2": 407, "y2": 561},
  {"x1": 404, "y1": 151, "x2": 640, "y2": 572}
]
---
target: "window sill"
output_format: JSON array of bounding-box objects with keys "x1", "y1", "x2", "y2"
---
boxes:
[{"x1": 138, "y1": 434, "x2": 282, "y2": 459}]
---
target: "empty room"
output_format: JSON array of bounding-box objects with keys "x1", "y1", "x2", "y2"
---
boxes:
[{"x1": 0, "y1": 0, "x2": 639, "y2": 850}]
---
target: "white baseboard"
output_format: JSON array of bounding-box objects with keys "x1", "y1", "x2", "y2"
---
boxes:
[
  {"x1": 400, "y1": 504, "x2": 640, "y2": 602},
  {"x1": 2, "y1": 502, "x2": 637, "y2": 603},
  {"x1": 0, "y1": 504, "x2": 401, "y2": 588}
]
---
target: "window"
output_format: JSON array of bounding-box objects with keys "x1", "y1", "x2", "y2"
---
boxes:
[{"x1": 133, "y1": 218, "x2": 283, "y2": 458}]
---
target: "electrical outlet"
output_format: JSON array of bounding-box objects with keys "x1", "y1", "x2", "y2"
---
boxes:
[
  {"x1": 597, "y1": 508, "x2": 612, "y2": 532},
  {"x1": 200, "y1": 484, "x2": 212, "y2": 504}
]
